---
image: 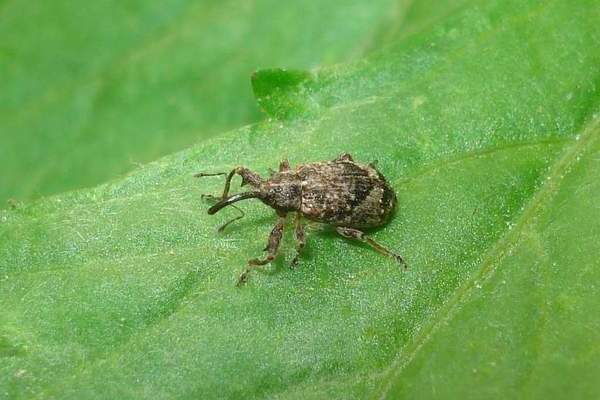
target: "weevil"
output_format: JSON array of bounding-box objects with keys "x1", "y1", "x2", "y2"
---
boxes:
[{"x1": 196, "y1": 153, "x2": 405, "y2": 286}]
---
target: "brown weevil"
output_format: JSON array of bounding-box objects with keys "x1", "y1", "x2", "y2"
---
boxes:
[{"x1": 196, "y1": 153, "x2": 405, "y2": 286}]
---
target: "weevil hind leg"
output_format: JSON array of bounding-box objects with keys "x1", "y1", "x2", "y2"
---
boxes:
[
  {"x1": 237, "y1": 214, "x2": 287, "y2": 286},
  {"x1": 335, "y1": 226, "x2": 406, "y2": 267},
  {"x1": 291, "y1": 213, "x2": 305, "y2": 268}
]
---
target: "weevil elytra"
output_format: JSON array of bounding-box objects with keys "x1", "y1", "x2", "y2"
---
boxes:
[{"x1": 196, "y1": 153, "x2": 405, "y2": 286}]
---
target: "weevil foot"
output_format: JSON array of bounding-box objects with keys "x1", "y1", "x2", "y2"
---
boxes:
[
  {"x1": 236, "y1": 260, "x2": 271, "y2": 287},
  {"x1": 392, "y1": 253, "x2": 407, "y2": 268},
  {"x1": 236, "y1": 270, "x2": 250, "y2": 287},
  {"x1": 290, "y1": 256, "x2": 300, "y2": 269}
]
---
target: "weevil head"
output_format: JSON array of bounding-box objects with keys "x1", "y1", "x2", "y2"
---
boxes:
[
  {"x1": 259, "y1": 172, "x2": 302, "y2": 212},
  {"x1": 207, "y1": 172, "x2": 301, "y2": 215}
]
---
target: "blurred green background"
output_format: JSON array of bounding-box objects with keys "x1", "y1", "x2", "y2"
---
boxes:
[{"x1": 0, "y1": 0, "x2": 413, "y2": 204}]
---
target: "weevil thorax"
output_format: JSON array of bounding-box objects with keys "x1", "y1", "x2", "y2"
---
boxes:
[{"x1": 259, "y1": 171, "x2": 302, "y2": 212}]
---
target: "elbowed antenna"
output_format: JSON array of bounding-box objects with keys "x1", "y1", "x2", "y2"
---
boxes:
[{"x1": 208, "y1": 192, "x2": 260, "y2": 215}]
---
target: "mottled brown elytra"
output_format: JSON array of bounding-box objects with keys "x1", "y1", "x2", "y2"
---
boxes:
[{"x1": 195, "y1": 153, "x2": 404, "y2": 286}]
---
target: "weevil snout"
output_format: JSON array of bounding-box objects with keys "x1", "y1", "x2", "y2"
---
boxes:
[{"x1": 207, "y1": 192, "x2": 259, "y2": 214}]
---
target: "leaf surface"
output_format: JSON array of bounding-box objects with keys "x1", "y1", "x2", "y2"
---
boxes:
[{"x1": 1, "y1": 0, "x2": 599, "y2": 399}]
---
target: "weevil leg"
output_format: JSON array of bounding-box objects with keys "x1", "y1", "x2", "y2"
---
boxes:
[
  {"x1": 334, "y1": 153, "x2": 354, "y2": 162},
  {"x1": 279, "y1": 159, "x2": 290, "y2": 172},
  {"x1": 194, "y1": 168, "x2": 262, "y2": 198},
  {"x1": 291, "y1": 213, "x2": 305, "y2": 268},
  {"x1": 249, "y1": 215, "x2": 286, "y2": 265},
  {"x1": 237, "y1": 214, "x2": 287, "y2": 286},
  {"x1": 335, "y1": 226, "x2": 406, "y2": 267}
]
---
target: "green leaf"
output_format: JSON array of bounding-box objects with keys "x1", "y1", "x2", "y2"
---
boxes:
[
  {"x1": 1, "y1": 0, "x2": 599, "y2": 399},
  {"x1": 378, "y1": 124, "x2": 600, "y2": 399},
  {"x1": 0, "y1": 0, "x2": 397, "y2": 204},
  {"x1": 251, "y1": 69, "x2": 316, "y2": 120}
]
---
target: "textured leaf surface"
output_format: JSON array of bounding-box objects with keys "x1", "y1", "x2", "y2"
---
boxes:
[
  {"x1": 0, "y1": 0, "x2": 395, "y2": 203},
  {"x1": 1, "y1": 0, "x2": 599, "y2": 399}
]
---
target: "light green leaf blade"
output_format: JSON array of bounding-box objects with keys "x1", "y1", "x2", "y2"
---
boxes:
[
  {"x1": 0, "y1": 0, "x2": 396, "y2": 203},
  {"x1": 376, "y1": 119, "x2": 600, "y2": 400},
  {"x1": 1, "y1": 0, "x2": 599, "y2": 399}
]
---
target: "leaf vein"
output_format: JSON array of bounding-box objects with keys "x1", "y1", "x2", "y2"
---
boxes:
[{"x1": 373, "y1": 114, "x2": 600, "y2": 399}]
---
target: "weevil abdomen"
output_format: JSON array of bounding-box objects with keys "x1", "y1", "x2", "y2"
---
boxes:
[{"x1": 298, "y1": 160, "x2": 396, "y2": 228}]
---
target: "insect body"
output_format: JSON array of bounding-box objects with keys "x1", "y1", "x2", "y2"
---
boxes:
[{"x1": 196, "y1": 153, "x2": 404, "y2": 286}]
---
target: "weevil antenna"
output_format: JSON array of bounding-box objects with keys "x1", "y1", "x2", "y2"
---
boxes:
[
  {"x1": 194, "y1": 172, "x2": 226, "y2": 178},
  {"x1": 208, "y1": 192, "x2": 260, "y2": 215}
]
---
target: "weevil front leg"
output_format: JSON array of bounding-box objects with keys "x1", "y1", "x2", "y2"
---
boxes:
[
  {"x1": 220, "y1": 167, "x2": 263, "y2": 198},
  {"x1": 334, "y1": 153, "x2": 354, "y2": 162},
  {"x1": 335, "y1": 226, "x2": 406, "y2": 267},
  {"x1": 195, "y1": 166, "x2": 263, "y2": 199},
  {"x1": 279, "y1": 159, "x2": 290, "y2": 172},
  {"x1": 237, "y1": 214, "x2": 287, "y2": 286},
  {"x1": 291, "y1": 213, "x2": 305, "y2": 267}
]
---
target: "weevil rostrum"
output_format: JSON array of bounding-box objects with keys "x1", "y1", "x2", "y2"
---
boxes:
[{"x1": 196, "y1": 153, "x2": 405, "y2": 286}]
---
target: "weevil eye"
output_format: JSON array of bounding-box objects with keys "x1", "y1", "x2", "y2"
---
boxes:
[{"x1": 262, "y1": 182, "x2": 301, "y2": 211}]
